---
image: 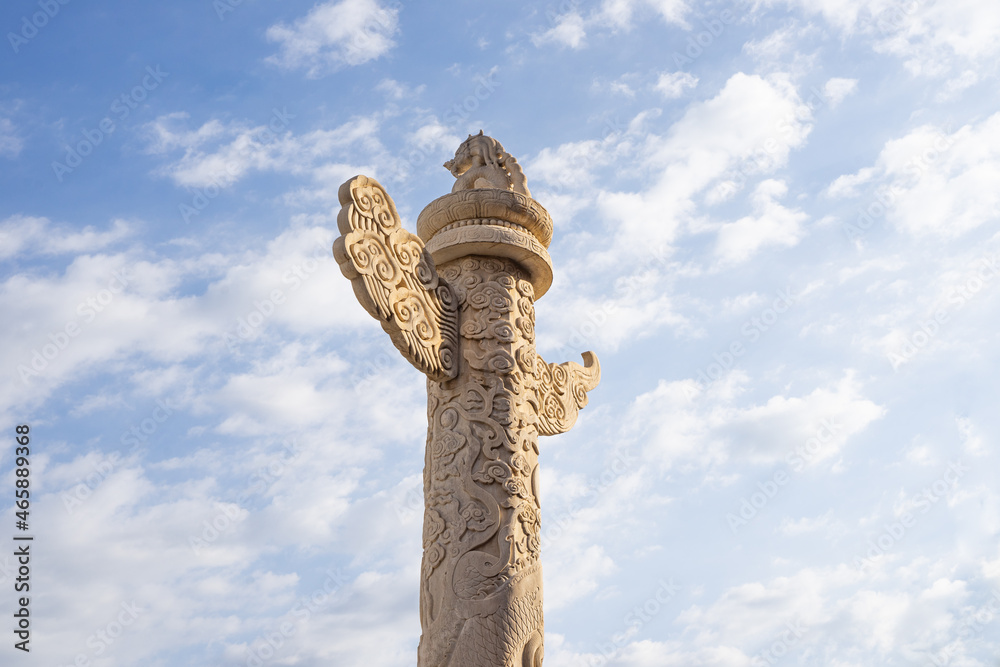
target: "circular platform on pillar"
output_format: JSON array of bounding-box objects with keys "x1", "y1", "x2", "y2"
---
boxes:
[{"x1": 417, "y1": 189, "x2": 555, "y2": 298}]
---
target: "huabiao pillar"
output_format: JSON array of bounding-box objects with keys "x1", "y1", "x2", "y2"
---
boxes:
[{"x1": 333, "y1": 132, "x2": 600, "y2": 666}]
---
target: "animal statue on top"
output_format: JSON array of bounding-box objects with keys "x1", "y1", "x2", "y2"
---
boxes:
[{"x1": 443, "y1": 130, "x2": 532, "y2": 197}]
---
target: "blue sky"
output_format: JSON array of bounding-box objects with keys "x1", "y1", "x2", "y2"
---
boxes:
[{"x1": 2, "y1": 0, "x2": 1000, "y2": 665}]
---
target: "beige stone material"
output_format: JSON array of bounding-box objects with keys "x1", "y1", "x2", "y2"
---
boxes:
[
  {"x1": 443, "y1": 131, "x2": 532, "y2": 197},
  {"x1": 333, "y1": 175, "x2": 459, "y2": 381},
  {"x1": 333, "y1": 133, "x2": 600, "y2": 666}
]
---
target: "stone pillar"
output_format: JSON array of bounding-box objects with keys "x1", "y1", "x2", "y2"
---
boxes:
[{"x1": 333, "y1": 133, "x2": 599, "y2": 667}]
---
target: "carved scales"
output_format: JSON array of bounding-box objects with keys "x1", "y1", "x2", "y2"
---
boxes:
[{"x1": 333, "y1": 134, "x2": 600, "y2": 667}]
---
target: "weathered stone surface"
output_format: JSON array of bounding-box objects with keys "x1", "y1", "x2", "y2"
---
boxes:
[
  {"x1": 333, "y1": 133, "x2": 599, "y2": 666},
  {"x1": 333, "y1": 175, "x2": 459, "y2": 382},
  {"x1": 443, "y1": 131, "x2": 532, "y2": 197},
  {"x1": 417, "y1": 188, "x2": 553, "y2": 247}
]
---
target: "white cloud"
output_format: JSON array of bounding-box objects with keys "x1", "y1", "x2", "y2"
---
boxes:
[
  {"x1": 19, "y1": 436, "x2": 425, "y2": 666},
  {"x1": 830, "y1": 114, "x2": 1000, "y2": 237},
  {"x1": 0, "y1": 219, "x2": 367, "y2": 419},
  {"x1": 536, "y1": 262, "x2": 691, "y2": 354},
  {"x1": 715, "y1": 179, "x2": 807, "y2": 265},
  {"x1": 825, "y1": 166, "x2": 875, "y2": 198},
  {"x1": 529, "y1": 138, "x2": 609, "y2": 192},
  {"x1": 609, "y1": 78, "x2": 637, "y2": 98},
  {"x1": 211, "y1": 350, "x2": 349, "y2": 436},
  {"x1": 265, "y1": 0, "x2": 400, "y2": 77},
  {"x1": 143, "y1": 112, "x2": 227, "y2": 154},
  {"x1": 531, "y1": 11, "x2": 587, "y2": 49},
  {"x1": 598, "y1": 0, "x2": 691, "y2": 30},
  {"x1": 282, "y1": 162, "x2": 379, "y2": 206},
  {"x1": 409, "y1": 120, "x2": 461, "y2": 154},
  {"x1": 823, "y1": 77, "x2": 858, "y2": 107},
  {"x1": 596, "y1": 73, "x2": 812, "y2": 255},
  {"x1": 829, "y1": 237, "x2": 1000, "y2": 371},
  {"x1": 375, "y1": 78, "x2": 424, "y2": 100},
  {"x1": 654, "y1": 71, "x2": 699, "y2": 98},
  {"x1": 766, "y1": 0, "x2": 868, "y2": 34},
  {"x1": 546, "y1": 545, "x2": 617, "y2": 610},
  {"x1": 0, "y1": 117, "x2": 23, "y2": 157},
  {"x1": 629, "y1": 371, "x2": 884, "y2": 470},
  {"x1": 653, "y1": 565, "x2": 983, "y2": 666},
  {"x1": 934, "y1": 69, "x2": 980, "y2": 102},
  {"x1": 770, "y1": 0, "x2": 1000, "y2": 76},
  {"x1": 872, "y1": 0, "x2": 1000, "y2": 76},
  {"x1": 957, "y1": 417, "x2": 986, "y2": 457},
  {"x1": 742, "y1": 21, "x2": 822, "y2": 77},
  {"x1": 0, "y1": 216, "x2": 132, "y2": 260},
  {"x1": 778, "y1": 510, "x2": 841, "y2": 535},
  {"x1": 528, "y1": 74, "x2": 815, "y2": 353},
  {"x1": 531, "y1": 0, "x2": 689, "y2": 48},
  {"x1": 744, "y1": 22, "x2": 805, "y2": 61},
  {"x1": 146, "y1": 113, "x2": 380, "y2": 190},
  {"x1": 719, "y1": 373, "x2": 885, "y2": 465},
  {"x1": 69, "y1": 391, "x2": 128, "y2": 417}
]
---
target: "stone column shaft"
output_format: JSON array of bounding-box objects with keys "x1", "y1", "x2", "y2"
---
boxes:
[
  {"x1": 333, "y1": 134, "x2": 599, "y2": 667},
  {"x1": 419, "y1": 256, "x2": 544, "y2": 666}
]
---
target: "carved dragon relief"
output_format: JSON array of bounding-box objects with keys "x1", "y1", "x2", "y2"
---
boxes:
[{"x1": 333, "y1": 135, "x2": 599, "y2": 667}]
